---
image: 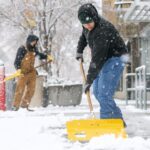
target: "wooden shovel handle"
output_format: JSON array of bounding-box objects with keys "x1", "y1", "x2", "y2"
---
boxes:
[
  {"x1": 35, "y1": 60, "x2": 52, "y2": 69},
  {"x1": 79, "y1": 59, "x2": 95, "y2": 115}
]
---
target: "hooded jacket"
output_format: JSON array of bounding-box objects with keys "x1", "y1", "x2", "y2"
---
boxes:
[
  {"x1": 14, "y1": 35, "x2": 47, "y2": 70},
  {"x1": 77, "y1": 3, "x2": 128, "y2": 84}
]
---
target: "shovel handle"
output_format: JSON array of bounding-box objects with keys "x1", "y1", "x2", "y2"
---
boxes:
[
  {"x1": 35, "y1": 60, "x2": 52, "y2": 69},
  {"x1": 3, "y1": 61, "x2": 52, "y2": 83},
  {"x1": 79, "y1": 59, "x2": 95, "y2": 117}
]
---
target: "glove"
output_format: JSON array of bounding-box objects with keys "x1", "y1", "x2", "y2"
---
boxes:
[
  {"x1": 83, "y1": 83, "x2": 91, "y2": 93},
  {"x1": 20, "y1": 69, "x2": 28, "y2": 75},
  {"x1": 76, "y1": 53, "x2": 84, "y2": 62},
  {"x1": 47, "y1": 55, "x2": 54, "y2": 62}
]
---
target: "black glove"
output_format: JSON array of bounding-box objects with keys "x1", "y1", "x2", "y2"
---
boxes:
[
  {"x1": 76, "y1": 53, "x2": 84, "y2": 62},
  {"x1": 83, "y1": 83, "x2": 91, "y2": 93}
]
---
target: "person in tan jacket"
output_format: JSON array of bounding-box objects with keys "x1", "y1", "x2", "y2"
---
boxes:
[{"x1": 12, "y1": 34, "x2": 53, "y2": 111}]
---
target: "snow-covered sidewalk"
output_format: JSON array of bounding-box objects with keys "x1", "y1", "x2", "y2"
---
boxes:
[{"x1": 0, "y1": 95, "x2": 150, "y2": 150}]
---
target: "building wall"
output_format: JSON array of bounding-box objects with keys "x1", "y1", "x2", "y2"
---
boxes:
[
  {"x1": 102, "y1": 0, "x2": 118, "y2": 25},
  {"x1": 102, "y1": 0, "x2": 135, "y2": 99},
  {"x1": 140, "y1": 25, "x2": 150, "y2": 73},
  {"x1": 102, "y1": 0, "x2": 150, "y2": 101}
]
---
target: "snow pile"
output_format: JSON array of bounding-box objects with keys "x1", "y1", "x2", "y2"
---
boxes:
[
  {"x1": 0, "y1": 104, "x2": 150, "y2": 150},
  {"x1": 45, "y1": 77, "x2": 82, "y2": 86},
  {"x1": 84, "y1": 135, "x2": 150, "y2": 150}
]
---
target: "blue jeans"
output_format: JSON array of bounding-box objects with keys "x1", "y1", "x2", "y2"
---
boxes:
[{"x1": 93, "y1": 57, "x2": 125, "y2": 119}]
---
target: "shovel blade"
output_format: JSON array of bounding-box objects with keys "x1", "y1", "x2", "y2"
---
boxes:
[
  {"x1": 66, "y1": 119, "x2": 127, "y2": 141},
  {"x1": 4, "y1": 72, "x2": 21, "y2": 82}
]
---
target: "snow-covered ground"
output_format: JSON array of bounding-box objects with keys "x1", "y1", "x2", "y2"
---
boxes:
[{"x1": 0, "y1": 95, "x2": 150, "y2": 150}]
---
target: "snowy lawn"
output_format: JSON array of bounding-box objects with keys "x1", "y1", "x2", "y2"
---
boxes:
[{"x1": 0, "y1": 95, "x2": 150, "y2": 150}]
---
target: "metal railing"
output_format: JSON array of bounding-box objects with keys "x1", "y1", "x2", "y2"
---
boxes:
[
  {"x1": 135, "y1": 66, "x2": 147, "y2": 109},
  {"x1": 125, "y1": 65, "x2": 150, "y2": 110},
  {"x1": 125, "y1": 73, "x2": 136, "y2": 105}
]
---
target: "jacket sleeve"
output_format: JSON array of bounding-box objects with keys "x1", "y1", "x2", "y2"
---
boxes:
[
  {"x1": 14, "y1": 47, "x2": 26, "y2": 70},
  {"x1": 86, "y1": 34, "x2": 110, "y2": 84},
  {"x1": 77, "y1": 31, "x2": 87, "y2": 54},
  {"x1": 35, "y1": 47, "x2": 47, "y2": 60}
]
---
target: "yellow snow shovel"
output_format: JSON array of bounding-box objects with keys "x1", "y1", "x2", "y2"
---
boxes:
[
  {"x1": 3, "y1": 60, "x2": 53, "y2": 83},
  {"x1": 4, "y1": 69, "x2": 22, "y2": 82},
  {"x1": 66, "y1": 60, "x2": 127, "y2": 141}
]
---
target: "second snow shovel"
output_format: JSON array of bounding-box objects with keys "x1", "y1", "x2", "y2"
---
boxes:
[
  {"x1": 66, "y1": 60, "x2": 127, "y2": 141},
  {"x1": 3, "y1": 60, "x2": 52, "y2": 82},
  {"x1": 4, "y1": 70, "x2": 22, "y2": 82}
]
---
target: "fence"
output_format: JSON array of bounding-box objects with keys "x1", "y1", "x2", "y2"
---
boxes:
[{"x1": 125, "y1": 65, "x2": 150, "y2": 110}]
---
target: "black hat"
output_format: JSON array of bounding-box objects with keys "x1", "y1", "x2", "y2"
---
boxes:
[
  {"x1": 78, "y1": 12, "x2": 93, "y2": 24},
  {"x1": 26, "y1": 34, "x2": 39, "y2": 44},
  {"x1": 26, "y1": 34, "x2": 39, "y2": 51}
]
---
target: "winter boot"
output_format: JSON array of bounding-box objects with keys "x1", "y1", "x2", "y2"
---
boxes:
[
  {"x1": 11, "y1": 106, "x2": 19, "y2": 111},
  {"x1": 21, "y1": 104, "x2": 34, "y2": 111},
  {"x1": 26, "y1": 106, "x2": 34, "y2": 112}
]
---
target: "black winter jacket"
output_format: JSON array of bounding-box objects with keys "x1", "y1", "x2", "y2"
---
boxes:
[
  {"x1": 14, "y1": 35, "x2": 47, "y2": 69},
  {"x1": 77, "y1": 3, "x2": 128, "y2": 84}
]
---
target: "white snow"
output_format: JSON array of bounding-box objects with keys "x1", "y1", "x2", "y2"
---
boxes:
[
  {"x1": 46, "y1": 77, "x2": 81, "y2": 86},
  {"x1": 0, "y1": 95, "x2": 150, "y2": 150},
  {"x1": 0, "y1": 0, "x2": 150, "y2": 149}
]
